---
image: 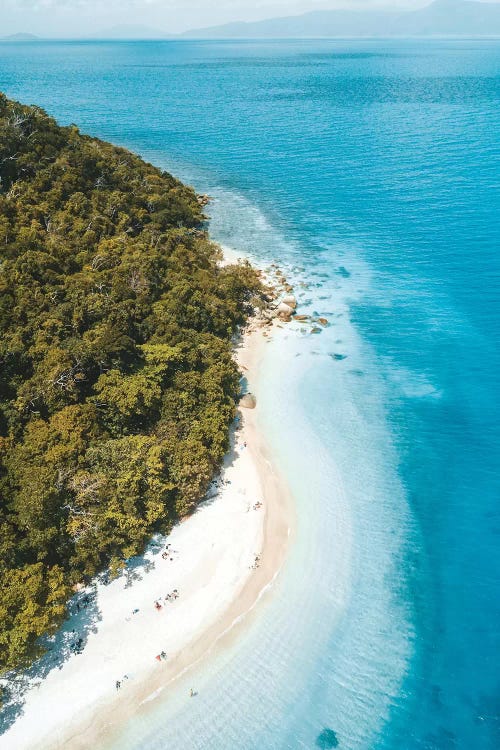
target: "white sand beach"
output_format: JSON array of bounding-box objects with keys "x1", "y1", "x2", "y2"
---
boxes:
[{"x1": 0, "y1": 321, "x2": 292, "y2": 750}]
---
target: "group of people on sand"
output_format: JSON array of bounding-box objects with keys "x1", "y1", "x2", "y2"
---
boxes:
[
  {"x1": 250, "y1": 555, "x2": 261, "y2": 570},
  {"x1": 154, "y1": 589, "x2": 180, "y2": 611},
  {"x1": 162, "y1": 543, "x2": 178, "y2": 561},
  {"x1": 210, "y1": 472, "x2": 237, "y2": 493},
  {"x1": 246, "y1": 499, "x2": 264, "y2": 513},
  {"x1": 72, "y1": 637, "x2": 83, "y2": 654},
  {"x1": 69, "y1": 630, "x2": 84, "y2": 654},
  {"x1": 112, "y1": 540, "x2": 183, "y2": 694}
]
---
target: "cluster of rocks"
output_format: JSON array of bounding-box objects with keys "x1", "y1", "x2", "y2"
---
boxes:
[
  {"x1": 196, "y1": 193, "x2": 212, "y2": 207},
  {"x1": 257, "y1": 264, "x2": 329, "y2": 332},
  {"x1": 239, "y1": 263, "x2": 331, "y2": 411}
]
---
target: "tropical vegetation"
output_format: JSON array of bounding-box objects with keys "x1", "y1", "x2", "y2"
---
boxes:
[{"x1": 0, "y1": 93, "x2": 263, "y2": 674}]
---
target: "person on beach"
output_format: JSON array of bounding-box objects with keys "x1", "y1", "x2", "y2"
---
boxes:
[
  {"x1": 250, "y1": 555, "x2": 261, "y2": 570},
  {"x1": 116, "y1": 680, "x2": 121, "y2": 690},
  {"x1": 160, "y1": 651, "x2": 167, "y2": 660},
  {"x1": 154, "y1": 600, "x2": 162, "y2": 611}
]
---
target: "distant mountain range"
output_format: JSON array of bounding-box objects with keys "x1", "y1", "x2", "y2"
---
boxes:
[
  {"x1": 182, "y1": 0, "x2": 500, "y2": 39},
  {"x1": 1, "y1": 33, "x2": 40, "y2": 41},
  {"x1": 3, "y1": 1, "x2": 500, "y2": 41},
  {"x1": 1, "y1": 26, "x2": 167, "y2": 41}
]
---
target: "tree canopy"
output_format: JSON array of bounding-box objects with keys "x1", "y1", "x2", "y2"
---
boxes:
[{"x1": 0, "y1": 93, "x2": 263, "y2": 673}]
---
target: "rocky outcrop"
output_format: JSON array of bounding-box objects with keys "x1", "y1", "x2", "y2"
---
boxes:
[
  {"x1": 240, "y1": 393, "x2": 257, "y2": 409},
  {"x1": 277, "y1": 302, "x2": 294, "y2": 320},
  {"x1": 282, "y1": 295, "x2": 297, "y2": 309}
]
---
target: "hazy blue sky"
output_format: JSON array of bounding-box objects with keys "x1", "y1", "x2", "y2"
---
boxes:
[{"x1": 1, "y1": 0, "x2": 499, "y2": 36}]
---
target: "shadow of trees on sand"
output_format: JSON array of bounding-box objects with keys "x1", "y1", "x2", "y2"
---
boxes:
[{"x1": 0, "y1": 588, "x2": 101, "y2": 735}]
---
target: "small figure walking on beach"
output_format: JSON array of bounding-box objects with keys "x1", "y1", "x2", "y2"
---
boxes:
[{"x1": 115, "y1": 680, "x2": 121, "y2": 690}]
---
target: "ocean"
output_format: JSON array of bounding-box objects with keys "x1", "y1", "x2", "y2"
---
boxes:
[{"x1": 0, "y1": 38, "x2": 498, "y2": 749}]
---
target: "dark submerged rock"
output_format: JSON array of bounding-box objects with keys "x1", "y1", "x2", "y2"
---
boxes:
[{"x1": 316, "y1": 728, "x2": 339, "y2": 748}]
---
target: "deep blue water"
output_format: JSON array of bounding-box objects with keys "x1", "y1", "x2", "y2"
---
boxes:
[{"x1": 0, "y1": 39, "x2": 499, "y2": 750}]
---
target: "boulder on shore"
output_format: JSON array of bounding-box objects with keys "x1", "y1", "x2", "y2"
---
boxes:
[
  {"x1": 282, "y1": 295, "x2": 297, "y2": 309},
  {"x1": 240, "y1": 393, "x2": 257, "y2": 409},
  {"x1": 277, "y1": 302, "x2": 294, "y2": 319}
]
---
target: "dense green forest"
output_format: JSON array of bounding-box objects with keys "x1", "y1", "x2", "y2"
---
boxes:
[{"x1": 0, "y1": 93, "x2": 263, "y2": 674}]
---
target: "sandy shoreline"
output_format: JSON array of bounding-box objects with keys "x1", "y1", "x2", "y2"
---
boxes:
[{"x1": 0, "y1": 304, "x2": 293, "y2": 750}]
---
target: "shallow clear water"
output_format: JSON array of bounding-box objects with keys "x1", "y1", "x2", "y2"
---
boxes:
[{"x1": 1, "y1": 39, "x2": 499, "y2": 749}]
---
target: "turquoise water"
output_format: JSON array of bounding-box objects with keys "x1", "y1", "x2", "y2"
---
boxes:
[{"x1": 1, "y1": 39, "x2": 499, "y2": 749}]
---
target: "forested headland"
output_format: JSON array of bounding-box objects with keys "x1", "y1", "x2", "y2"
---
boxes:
[{"x1": 0, "y1": 93, "x2": 263, "y2": 675}]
